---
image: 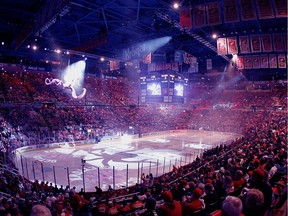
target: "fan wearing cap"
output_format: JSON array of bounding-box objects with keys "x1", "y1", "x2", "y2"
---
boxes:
[
  {"x1": 182, "y1": 188, "x2": 205, "y2": 215},
  {"x1": 157, "y1": 190, "x2": 182, "y2": 216}
]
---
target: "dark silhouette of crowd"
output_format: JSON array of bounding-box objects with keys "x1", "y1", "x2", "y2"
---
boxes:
[{"x1": 0, "y1": 68, "x2": 286, "y2": 216}]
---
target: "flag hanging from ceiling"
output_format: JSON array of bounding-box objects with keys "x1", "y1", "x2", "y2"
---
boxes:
[
  {"x1": 239, "y1": 36, "x2": 250, "y2": 53},
  {"x1": 223, "y1": 0, "x2": 240, "y2": 23},
  {"x1": 180, "y1": 8, "x2": 192, "y2": 28},
  {"x1": 217, "y1": 38, "x2": 228, "y2": 55},
  {"x1": 260, "y1": 55, "x2": 269, "y2": 68},
  {"x1": 273, "y1": 0, "x2": 287, "y2": 18},
  {"x1": 278, "y1": 54, "x2": 286, "y2": 68},
  {"x1": 261, "y1": 34, "x2": 273, "y2": 52},
  {"x1": 240, "y1": 0, "x2": 257, "y2": 20},
  {"x1": 193, "y1": 6, "x2": 206, "y2": 28},
  {"x1": 110, "y1": 60, "x2": 119, "y2": 71},
  {"x1": 252, "y1": 55, "x2": 260, "y2": 68},
  {"x1": 256, "y1": 0, "x2": 274, "y2": 19},
  {"x1": 269, "y1": 54, "x2": 277, "y2": 68},
  {"x1": 227, "y1": 37, "x2": 238, "y2": 54},
  {"x1": 251, "y1": 35, "x2": 262, "y2": 53},
  {"x1": 237, "y1": 56, "x2": 244, "y2": 69},
  {"x1": 206, "y1": 59, "x2": 212, "y2": 70},
  {"x1": 143, "y1": 52, "x2": 152, "y2": 64},
  {"x1": 244, "y1": 56, "x2": 252, "y2": 69},
  {"x1": 207, "y1": 2, "x2": 221, "y2": 25}
]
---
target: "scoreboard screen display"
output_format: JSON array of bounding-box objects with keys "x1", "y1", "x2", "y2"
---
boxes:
[
  {"x1": 174, "y1": 83, "x2": 184, "y2": 96},
  {"x1": 147, "y1": 82, "x2": 161, "y2": 95}
]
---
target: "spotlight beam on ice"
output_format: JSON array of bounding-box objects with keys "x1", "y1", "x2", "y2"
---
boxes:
[{"x1": 45, "y1": 60, "x2": 87, "y2": 99}]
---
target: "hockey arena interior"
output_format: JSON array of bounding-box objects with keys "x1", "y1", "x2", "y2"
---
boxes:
[{"x1": 0, "y1": 0, "x2": 287, "y2": 216}]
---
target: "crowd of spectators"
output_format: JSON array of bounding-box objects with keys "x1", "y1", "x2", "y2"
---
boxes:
[{"x1": 0, "y1": 69, "x2": 286, "y2": 216}]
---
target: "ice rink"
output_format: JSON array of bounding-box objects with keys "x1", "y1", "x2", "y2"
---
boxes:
[{"x1": 15, "y1": 130, "x2": 240, "y2": 192}]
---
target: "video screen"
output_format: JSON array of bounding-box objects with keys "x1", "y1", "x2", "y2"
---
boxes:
[
  {"x1": 147, "y1": 82, "x2": 161, "y2": 95},
  {"x1": 174, "y1": 83, "x2": 184, "y2": 96}
]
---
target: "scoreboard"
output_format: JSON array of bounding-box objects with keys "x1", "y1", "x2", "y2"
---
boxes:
[{"x1": 140, "y1": 70, "x2": 188, "y2": 103}]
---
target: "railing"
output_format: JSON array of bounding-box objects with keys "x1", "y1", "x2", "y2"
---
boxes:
[{"x1": 11, "y1": 130, "x2": 240, "y2": 192}]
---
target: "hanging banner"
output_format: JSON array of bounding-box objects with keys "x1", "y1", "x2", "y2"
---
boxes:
[
  {"x1": 223, "y1": 0, "x2": 240, "y2": 23},
  {"x1": 227, "y1": 37, "x2": 238, "y2": 54},
  {"x1": 239, "y1": 36, "x2": 250, "y2": 53},
  {"x1": 256, "y1": 0, "x2": 274, "y2": 19},
  {"x1": 183, "y1": 53, "x2": 197, "y2": 64},
  {"x1": 244, "y1": 56, "x2": 253, "y2": 69},
  {"x1": 273, "y1": 0, "x2": 287, "y2": 18},
  {"x1": 193, "y1": 6, "x2": 206, "y2": 28},
  {"x1": 206, "y1": 59, "x2": 212, "y2": 70},
  {"x1": 250, "y1": 35, "x2": 262, "y2": 53},
  {"x1": 110, "y1": 60, "x2": 120, "y2": 71},
  {"x1": 240, "y1": 0, "x2": 257, "y2": 20},
  {"x1": 207, "y1": 2, "x2": 221, "y2": 25},
  {"x1": 148, "y1": 63, "x2": 156, "y2": 72},
  {"x1": 180, "y1": 9, "x2": 192, "y2": 28},
  {"x1": 261, "y1": 34, "x2": 273, "y2": 52},
  {"x1": 278, "y1": 54, "x2": 287, "y2": 68},
  {"x1": 143, "y1": 52, "x2": 152, "y2": 64},
  {"x1": 252, "y1": 55, "x2": 260, "y2": 68},
  {"x1": 237, "y1": 56, "x2": 244, "y2": 69},
  {"x1": 269, "y1": 54, "x2": 277, "y2": 68},
  {"x1": 174, "y1": 50, "x2": 184, "y2": 62},
  {"x1": 217, "y1": 38, "x2": 228, "y2": 55},
  {"x1": 260, "y1": 55, "x2": 269, "y2": 68},
  {"x1": 273, "y1": 33, "x2": 284, "y2": 51}
]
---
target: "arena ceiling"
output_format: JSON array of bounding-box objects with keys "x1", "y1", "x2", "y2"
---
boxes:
[{"x1": 0, "y1": 0, "x2": 287, "y2": 65}]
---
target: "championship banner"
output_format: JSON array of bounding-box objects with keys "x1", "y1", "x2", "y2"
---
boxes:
[
  {"x1": 193, "y1": 6, "x2": 206, "y2": 28},
  {"x1": 260, "y1": 55, "x2": 269, "y2": 68},
  {"x1": 269, "y1": 54, "x2": 277, "y2": 68},
  {"x1": 261, "y1": 34, "x2": 273, "y2": 52},
  {"x1": 207, "y1": 2, "x2": 221, "y2": 25},
  {"x1": 273, "y1": 33, "x2": 284, "y2": 51},
  {"x1": 143, "y1": 52, "x2": 152, "y2": 64},
  {"x1": 183, "y1": 53, "x2": 197, "y2": 64},
  {"x1": 217, "y1": 38, "x2": 228, "y2": 55},
  {"x1": 252, "y1": 55, "x2": 260, "y2": 68},
  {"x1": 250, "y1": 35, "x2": 261, "y2": 53},
  {"x1": 206, "y1": 59, "x2": 212, "y2": 70},
  {"x1": 273, "y1": 0, "x2": 287, "y2": 18},
  {"x1": 244, "y1": 56, "x2": 252, "y2": 69},
  {"x1": 278, "y1": 54, "x2": 287, "y2": 68},
  {"x1": 256, "y1": 0, "x2": 274, "y2": 19},
  {"x1": 166, "y1": 63, "x2": 172, "y2": 70},
  {"x1": 237, "y1": 56, "x2": 244, "y2": 69},
  {"x1": 223, "y1": 0, "x2": 239, "y2": 23},
  {"x1": 174, "y1": 50, "x2": 184, "y2": 62},
  {"x1": 227, "y1": 37, "x2": 238, "y2": 54},
  {"x1": 110, "y1": 60, "x2": 119, "y2": 71},
  {"x1": 180, "y1": 8, "x2": 192, "y2": 29},
  {"x1": 239, "y1": 36, "x2": 250, "y2": 53},
  {"x1": 240, "y1": 0, "x2": 257, "y2": 20}
]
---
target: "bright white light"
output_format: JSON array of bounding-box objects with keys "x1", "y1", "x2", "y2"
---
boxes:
[
  {"x1": 173, "y1": 2, "x2": 180, "y2": 9},
  {"x1": 212, "y1": 34, "x2": 217, "y2": 39},
  {"x1": 55, "y1": 49, "x2": 61, "y2": 54},
  {"x1": 1, "y1": 42, "x2": 4, "y2": 45},
  {"x1": 27, "y1": 45, "x2": 30, "y2": 48},
  {"x1": 63, "y1": 60, "x2": 86, "y2": 89},
  {"x1": 44, "y1": 48, "x2": 47, "y2": 50},
  {"x1": 174, "y1": 83, "x2": 184, "y2": 96},
  {"x1": 66, "y1": 51, "x2": 70, "y2": 54},
  {"x1": 100, "y1": 57, "x2": 105, "y2": 61},
  {"x1": 32, "y1": 45, "x2": 37, "y2": 50},
  {"x1": 232, "y1": 54, "x2": 238, "y2": 61}
]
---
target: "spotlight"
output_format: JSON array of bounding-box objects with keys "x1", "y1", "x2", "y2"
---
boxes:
[
  {"x1": 32, "y1": 45, "x2": 37, "y2": 50},
  {"x1": 212, "y1": 34, "x2": 217, "y2": 39},
  {"x1": 55, "y1": 49, "x2": 61, "y2": 54},
  {"x1": 1, "y1": 42, "x2": 4, "y2": 45},
  {"x1": 100, "y1": 57, "x2": 105, "y2": 61},
  {"x1": 173, "y1": 2, "x2": 180, "y2": 9}
]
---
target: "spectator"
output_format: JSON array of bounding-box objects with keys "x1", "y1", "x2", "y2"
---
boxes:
[
  {"x1": 242, "y1": 188, "x2": 265, "y2": 216},
  {"x1": 30, "y1": 204, "x2": 52, "y2": 216},
  {"x1": 157, "y1": 190, "x2": 182, "y2": 216}
]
